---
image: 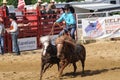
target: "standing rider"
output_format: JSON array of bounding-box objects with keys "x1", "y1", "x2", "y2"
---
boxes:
[{"x1": 54, "y1": 4, "x2": 76, "y2": 40}]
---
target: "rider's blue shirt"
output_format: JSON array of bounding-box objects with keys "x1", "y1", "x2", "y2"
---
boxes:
[{"x1": 56, "y1": 12, "x2": 76, "y2": 26}]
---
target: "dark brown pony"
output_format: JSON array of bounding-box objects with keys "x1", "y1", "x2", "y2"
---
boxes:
[
  {"x1": 40, "y1": 36, "x2": 60, "y2": 80},
  {"x1": 55, "y1": 34, "x2": 86, "y2": 77},
  {"x1": 40, "y1": 41, "x2": 60, "y2": 80}
]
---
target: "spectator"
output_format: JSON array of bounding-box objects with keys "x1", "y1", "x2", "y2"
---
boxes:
[
  {"x1": 2, "y1": 0, "x2": 9, "y2": 17},
  {"x1": 6, "y1": 14, "x2": 20, "y2": 55},
  {"x1": 46, "y1": 0, "x2": 57, "y2": 19},
  {"x1": 0, "y1": 17, "x2": 5, "y2": 55},
  {"x1": 41, "y1": 5, "x2": 46, "y2": 14},
  {"x1": 41, "y1": 4, "x2": 47, "y2": 20},
  {"x1": 34, "y1": 0, "x2": 42, "y2": 10},
  {"x1": 46, "y1": 0, "x2": 56, "y2": 14}
]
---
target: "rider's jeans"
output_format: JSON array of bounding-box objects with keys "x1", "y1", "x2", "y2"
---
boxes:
[{"x1": 59, "y1": 24, "x2": 76, "y2": 39}]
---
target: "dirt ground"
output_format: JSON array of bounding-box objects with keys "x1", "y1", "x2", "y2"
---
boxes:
[{"x1": 0, "y1": 40, "x2": 120, "y2": 80}]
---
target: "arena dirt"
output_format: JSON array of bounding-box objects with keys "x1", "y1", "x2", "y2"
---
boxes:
[{"x1": 0, "y1": 40, "x2": 120, "y2": 80}]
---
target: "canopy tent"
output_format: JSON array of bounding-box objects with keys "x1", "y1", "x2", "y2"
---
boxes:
[{"x1": 72, "y1": 3, "x2": 120, "y2": 13}]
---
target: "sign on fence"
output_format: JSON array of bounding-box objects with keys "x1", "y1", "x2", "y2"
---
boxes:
[
  {"x1": 82, "y1": 16, "x2": 120, "y2": 39},
  {"x1": 18, "y1": 37, "x2": 37, "y2": 51}
]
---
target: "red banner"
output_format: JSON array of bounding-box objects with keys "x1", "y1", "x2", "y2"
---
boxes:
[{"x1": 17, "y1": 0, "x2": 26, "y2": 10}]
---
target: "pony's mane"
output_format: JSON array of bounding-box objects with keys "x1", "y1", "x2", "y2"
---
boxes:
[
  {"x1": 64, "y1": 40, "x2": 76, "y2": 47},
  {"x1": 55, "y1": 34, "x2": 75, "y2": 45}
]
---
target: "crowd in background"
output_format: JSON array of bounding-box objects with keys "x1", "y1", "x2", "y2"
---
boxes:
[
  {"x1": 36, "y1": 0, "x2": 61, "y2": 19},
  {"x1": 0, "y1": 0, "x2": 76, "y2": 55}
]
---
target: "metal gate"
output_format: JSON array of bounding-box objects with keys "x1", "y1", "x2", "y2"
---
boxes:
[{"x1": 0, "y1": 8, "x2": 62, "y2": 53}]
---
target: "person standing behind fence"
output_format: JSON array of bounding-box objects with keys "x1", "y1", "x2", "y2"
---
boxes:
[
  {"x1": 46, "y1": 0, "x2": 56, "y2": 14},
  {"x1": 0, "y1": 17, "x2": 5, "y2": 55},
  {"x1": 40, "y1": 4, "x2": 47, "y2": 20},
  {"x1": 6, "y1": 14, "x2": 20, "y2": 55},
  {"x1": 34, "y1": 0, "x2": 42, "y2": 10},
  {"x1": 41, "y1": 5, "x2": 46, "y2": 14}
]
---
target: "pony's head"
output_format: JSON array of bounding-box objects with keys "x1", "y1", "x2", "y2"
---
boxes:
[
  {"x1": 40, "y1": 36, "x2": 51, "y2": 56},
  {"x1": 40, "y1": 35, "x2": 57, "y2": 56}
]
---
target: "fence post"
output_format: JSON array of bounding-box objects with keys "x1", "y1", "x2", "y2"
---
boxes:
[
  {"x1": 36, "y1": 7, "x2": 42, "y2": 48},
  {"x1": 2, "y1": 8, "x2": 12, "y2": 53}
]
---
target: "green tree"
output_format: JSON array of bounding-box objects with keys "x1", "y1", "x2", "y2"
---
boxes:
[
  {"x1": 8, "y1": 0, "x2": 18, "y2": 7},
  {"x1": 0, "y1": 0, "x2": 18, "y2": 7}
]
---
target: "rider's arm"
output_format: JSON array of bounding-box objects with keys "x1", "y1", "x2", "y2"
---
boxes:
[
  {"x1": 54, "y1": 13, "x2": 65, "y2": 28},
  {"x1": 56, "y1": 13, "x2": 65, "y2": 23}
]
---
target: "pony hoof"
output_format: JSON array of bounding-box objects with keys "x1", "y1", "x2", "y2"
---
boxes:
[{"x1": 82, "y1": 71, "x2": 85, "y2": 74}]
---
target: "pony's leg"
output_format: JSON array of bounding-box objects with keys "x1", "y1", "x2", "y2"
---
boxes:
[
  {"x1": 59, "y1": 61, "x2": 68, "y2": 77},
  {"x1": 40, "y1": 62, "x2": 45, "y2": 80},
  {"x1": 49, "y1": 64, "x2": 54, "y2": 68},
  {"x1": 80, "y1": 59, "x2": 85, "y2": 74},
  {"x1": 72, "y1": 62, "x2": 77, "y2": 73},
  {"x1": 57, "y1": 62, "x2": 60, "y2": 71},
  {"x1": 43, "y1": 63, "x2": 53, "y2": 73}
]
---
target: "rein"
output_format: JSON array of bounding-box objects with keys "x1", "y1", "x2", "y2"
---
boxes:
[
  {"x1": 48, "y1": 22, "x2": 61, "y2": 36},
  {"x1": 48, "y1": 25, "x2": 54, "y2": 36},
  {"x1": 48, "y1": 22, "x2": 62, "y2": 40}
]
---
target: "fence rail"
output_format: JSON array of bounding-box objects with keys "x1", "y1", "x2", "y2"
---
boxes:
[{"x1": 0, "y1": 8, "x2": 61, "y2": 53}]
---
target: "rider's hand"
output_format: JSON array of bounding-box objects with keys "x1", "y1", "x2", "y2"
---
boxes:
[
  {"x1": 53, "y1": 22, "x2": 57, "y2": 26},
  {"x1": 62, "y1": 21, "x2": 66, "y2": 24},
  {"x1": 60, "y1": 26, "x2": 64, "y2": 29},
  {"x1": 54, "y1": 22, "x2": 57, "y2": 25},
  {"x1": 53, "y1": 22, "x2": 59, "y2": 27}
]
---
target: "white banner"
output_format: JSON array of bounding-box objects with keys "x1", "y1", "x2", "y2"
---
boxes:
[
  {"x1": 18, "y1": 37, "x2": 37, "y2": 51},
  {"x1": 82, "y1": 16, "x2": 120, "y2": 39}
]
